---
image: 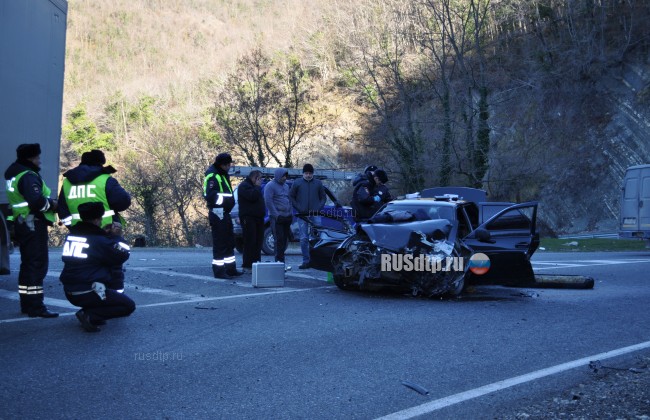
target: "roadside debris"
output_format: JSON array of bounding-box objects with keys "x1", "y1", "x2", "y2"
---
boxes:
[
  {"x1": 528, "y1": 274, "x2": 594, "y2": 289},
  {"x1": 562, "y1": 241, "x2": 579, "y2": 246},
  {"x1": 589, "y1": 360, "x2": 647, "y2": 374},
  {"x1": 194, "y1": 306, "x2": 218, "y2": 310},
  {"x1": 401, "y1": 380, "x2": 430, "y2": 395}
]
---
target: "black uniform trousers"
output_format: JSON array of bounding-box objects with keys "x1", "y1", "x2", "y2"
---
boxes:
[
  {"x1": 209, "y1": 211, "x2": 236, "y2": 275},
  {"x1": 15, "y1": 217, "x2": 49, "y2": 313},
  {"x1": 241, "y1": 215, "x2": 264, "y2": 268},
  {"x1": 66, "y1": 290, "x2": 136, "y2": 323},
  {"x1": 270, "y1": 216, "x2": 291, "y2": 263}
]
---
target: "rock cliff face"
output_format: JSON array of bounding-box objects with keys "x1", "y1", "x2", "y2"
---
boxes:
[{"x1": 488, "y1": 51, "x2": 650, "y2": 236}]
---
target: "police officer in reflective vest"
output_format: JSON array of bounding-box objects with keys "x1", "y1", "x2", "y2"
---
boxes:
[
  {"x1": 60, "y1": 202, "x2": 135, "y2": 333},
  {"x1": 3, "y1": 143, "x2": 58, "y2": 317},
  {"x1": 57, "y1": 149, "x2": 131, "y2": 291},
  {"x1": 203, "y1": 153, "x2": 243, "y2": 279}
]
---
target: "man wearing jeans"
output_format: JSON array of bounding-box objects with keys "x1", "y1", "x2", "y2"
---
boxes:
[
  {"x1": 264, "y1": 168, "x2": 293, "y2": 268},
  {"x1": 289, "y1": 164, "x2": 326, "y2": 269}
]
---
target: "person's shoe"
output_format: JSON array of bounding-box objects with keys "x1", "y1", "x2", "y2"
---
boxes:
[
  {"x1": 225, "y1": 263, "x2": 244, "y2": 277},
  {"x1": 91, "y1": 318, "x2": 107, "y2": 326},
  {"x1": 212, "y1": 266, "x2": 233, "y2": 279},
  {"x1": 226, "y1": 268, "x2": 244, "y2": 277},
  {"x1": 27, "y1": 307, "x2": 59, "y2": 318},
  {"x1": 75, "y1": 309, "x2": 100, "y2": 332},
  {"x1": 298, "y1": 263, "x2": 310, "y2": 269}
]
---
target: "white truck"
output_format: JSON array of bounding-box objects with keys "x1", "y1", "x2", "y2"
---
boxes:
[
  {"x1": 0, "y1": 0, "x2": 67, "y2": 273},
  {"x1": 619, "y1": 164, "x2": 650, "y2": 245}
]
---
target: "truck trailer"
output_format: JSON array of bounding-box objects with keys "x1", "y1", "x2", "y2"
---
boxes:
[{"x1": 0, "y1": 0, "x2": 68, "y2": 273}]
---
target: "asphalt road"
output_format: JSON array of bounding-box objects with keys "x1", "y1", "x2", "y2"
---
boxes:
[{"x1": 1, "y1": 247, "x2": 649, "y2": 419}]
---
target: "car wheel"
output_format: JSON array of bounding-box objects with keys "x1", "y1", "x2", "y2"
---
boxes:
[
  {"x1": 333, "y1": 274, "x2": 357, "y2": 291},
  {"x1": 445, "y1": 272, "x2": 465, "y2": 297},
  {"x1": 262, "y1": 226, "x2": 275, "y2": 256},
  {"x1": 262, "y1": 226, "x2": 290, "y2": 256}
]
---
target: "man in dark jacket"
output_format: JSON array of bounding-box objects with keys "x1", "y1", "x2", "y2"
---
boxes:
[
  {"x1": 4, "y1": 143, "x2": 59, "y2": 318},
  {"x1": 204, "y1": 153, "x2": 243, "y2": 279},
  {"x1": 351, "y1": 165, "x2": 378, "y2": 222},
  {"x1": 289, "y1": 163, "x2": 326, "y2": 269},
  {"x1": 60, "y1": 202, "x2": 135, "y2": 332},
  {"x1": 372, "y1": 169, "x2": 392, "y2": 204},
  {"x1": 58, "y1": 149, "x2": 131, "y2": 291},
  {"x1": 237, "y1": 170, "x2": 265, "y2": 269}
]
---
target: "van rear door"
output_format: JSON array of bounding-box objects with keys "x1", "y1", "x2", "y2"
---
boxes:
[{"x1": 620, "y1": 165, "x2": 650, "y2": 237}]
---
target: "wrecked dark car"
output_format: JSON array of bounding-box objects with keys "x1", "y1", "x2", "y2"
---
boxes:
[{"x1": 306, "y1": 188, "x2": 540, "y2": 297}]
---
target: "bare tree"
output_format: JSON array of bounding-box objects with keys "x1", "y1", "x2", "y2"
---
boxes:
[
  {"x1": 213, "y1": 47, "x2": 326, "y2": 168},
  {"x1": 213, "y1": 47, "x2": 277, "y2": 167},
  {"x1": 334, "y1": 0, "x2": 428, "y2": 192}
]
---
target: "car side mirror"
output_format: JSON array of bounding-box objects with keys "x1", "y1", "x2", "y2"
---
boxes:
[{"x1": 475, "y1": 228, "x2": 494, "y2": 243}]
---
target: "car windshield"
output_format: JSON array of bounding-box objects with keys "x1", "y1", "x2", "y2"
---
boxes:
[{"x1": 381, "y1": 202, "x2": 455, "y2": 221}]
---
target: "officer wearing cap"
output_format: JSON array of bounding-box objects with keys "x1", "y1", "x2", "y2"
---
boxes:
[
  {"x1": 351, "y1": 164, "x2": 379, "y2": 222},
  {"x1": 60, "y1": 202, "x2": 136, "y2": 333},
  {"x1": 58, "y1": 149, "x2": 131, "y2": 291},
  {"x1": 58, "y1": 149, "x2": 131, "y2": 233},
  {"x1": 203, "y1": 153, "x2": 243, "y2": 279},
  {"x1": 3, "y1": 143, "x2": 59, "y2": 318}
]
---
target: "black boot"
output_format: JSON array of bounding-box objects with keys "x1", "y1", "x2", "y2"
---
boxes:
[
  {"x1": 225, "y1": 263, "x2": 244, "y2": 277},
  {"x1": 212, "y1": 265, "x2": 233, "y2": 279}
]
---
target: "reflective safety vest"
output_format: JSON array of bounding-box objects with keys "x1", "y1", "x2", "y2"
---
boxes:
[
  {"x1": 5, "y1": 170, "x2": 56, "y2": 223},
  {"x1": 61, "y1": 174, "x2": 121, "y2": 228},
  {"x1": 203, "y1": 173, "x2": 233, "y2": 206}
]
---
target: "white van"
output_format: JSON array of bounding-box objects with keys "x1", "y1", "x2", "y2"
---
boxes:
[{"x1": 619, "y1": 164, "x2": 650, "y2": 241}]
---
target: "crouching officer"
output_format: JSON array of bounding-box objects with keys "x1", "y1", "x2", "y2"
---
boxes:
[
  {"x1": 58, "y1": 149, "x2": 131, "y2": 291},
  {"x1": 3, "y1": 143, "x2": 58, "y2": 318},
  {"x1": 60, "y1": 202, "x2": 136, "y2": 332},
  {"x1": 203, "y1": 153, "x2": 243, "y2": 279}
]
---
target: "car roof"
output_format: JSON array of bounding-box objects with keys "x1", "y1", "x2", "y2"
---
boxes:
[{"x1": 387, "y1": 199, "x2": 459, "y2": 207}]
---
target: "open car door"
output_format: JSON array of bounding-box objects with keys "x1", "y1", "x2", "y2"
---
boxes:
[{"x1": 462, "y1": 202, "x2": 539, "y2": 284}]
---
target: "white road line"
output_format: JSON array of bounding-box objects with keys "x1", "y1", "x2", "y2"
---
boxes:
[
  {"x1": 532, "y1": 264, "x2": 586, "y2": 270},
  {"x1": 376, "y1": 340, "x2": 650, "y2": 420},
  {"x1": 122, "y1": 283, "x2": 208, "y2": 300},
  {"x1": 286, "y1": 271, "x2": 324, "y2": 280},
  {"x1": 0, "y1": 289, "x2": 77, "y2": 310},
  {"x1": 128, "y1": 267, "x2": 253, "y2": 286},
  {"x1": 532, "y1": 259, "x2": 650, "y2": 271},
  {"x1": 0, "y1": 286, "x2": 331, "y2": 325}
]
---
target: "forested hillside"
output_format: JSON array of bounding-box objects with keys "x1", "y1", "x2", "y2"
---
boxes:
[{"x1": 61, "y1": 0, "x2": 650, "y2": 245}]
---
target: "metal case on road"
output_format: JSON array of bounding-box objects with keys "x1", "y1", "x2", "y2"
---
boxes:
[{"x1": 251, "y1": 262, "x2": 285, "y2": 288}]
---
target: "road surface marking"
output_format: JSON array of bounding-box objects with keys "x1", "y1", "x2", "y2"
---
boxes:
[
  {"x1": 0, "y1": 286, "x2": 331, "y2": 325},
  {"x1": 0, "y1": 289, "x2": 77, "y2": 310},
  {"x1": 533, "y1": 259, "x2": 650, "y2": 271},
  {"x1": 375, "y1": 340, "x2": 650, "y2": 420}
]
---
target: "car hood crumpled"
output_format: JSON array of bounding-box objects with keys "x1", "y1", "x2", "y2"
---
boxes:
[{"x1": 359, "y1": 219, "x2": 452, "y2": 251}]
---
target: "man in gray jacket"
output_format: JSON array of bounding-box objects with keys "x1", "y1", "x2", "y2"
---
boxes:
[
  {"x1": 290, "y1": 164, "x2": 326, "y2": 269},
  {"x1": 263, "y1": 168, "x2": 293, "y2": 266}
]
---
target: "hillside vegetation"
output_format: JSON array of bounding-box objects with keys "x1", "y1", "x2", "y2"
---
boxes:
[{"x1": 61, "y1": 0, "x2": 650, "y2": 246}]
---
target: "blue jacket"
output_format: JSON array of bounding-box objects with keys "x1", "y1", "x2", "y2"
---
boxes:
[
  {"x1": 263, "y1": 168, "x2": 292, "y2": 218},
  {"x1": 60, "y1": 222, "x2": 130, "y2": 292}
]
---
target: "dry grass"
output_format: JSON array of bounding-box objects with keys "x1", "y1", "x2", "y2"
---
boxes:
[{"x1": 64, "y1": 0, "x2": 338, "y2": 117}]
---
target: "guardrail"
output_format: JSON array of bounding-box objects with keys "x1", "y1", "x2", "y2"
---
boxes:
[{"x1": 557, "y1": 232, "x2": 619, "y2": 239}]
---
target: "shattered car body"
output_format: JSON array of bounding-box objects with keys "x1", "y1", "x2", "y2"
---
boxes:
[{"x1": 308, "y1": 191, "x2": 540, "y2": 297}]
